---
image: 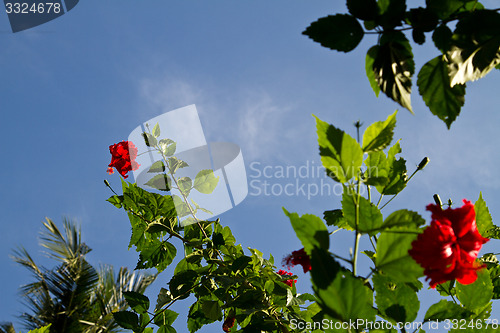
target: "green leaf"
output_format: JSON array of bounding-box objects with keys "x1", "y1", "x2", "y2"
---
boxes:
[
  {"x1": 432, "y1": 24, "x2": 453, "y2": 53},
  {"x1": 371, "y1": 32, "x2": 414, "y2": 112},
  {"x1": 448, "y1": 10, "x2": 500, "y2": 86},
  {"x1": 373, "y1": 273, "x2": 419, "y2": 324},
  {"x1": 315, "y1": 115, "x2": 363, "y2": 183},
  {"x1": 113, "y1": 311, "x2": 139, "y2": 330},
  {"x1": 177, "y1": 177, "x2": 193, "y2": 196},
  {"x1": 362, "y1": 110, "x2": 397, "y2": 152},
  {"x1": 375, "y1": 141, "x2": 407, "y2": 195},
  {"x1": 231, "y1": 256, "x2": 252, "y2": 273},
  {"x1": 155, "y1": 288, "x2": 173, "y2": 312},
  {"x1": 475, "y1": 192, "x2": 496, "y2": 238},
  {"x1": 168, "y1": 156, "x2": 188, "y2": 174},
  {"x1": 347, "y1": 0, "x2": 378, "y2": 21},
  {"x1": 145, "y1": 174, "x2": 172, "y2": 191},
  {"x1": 302, "y1": 14, "x2": 364, "y2": 52},
  {"x1": 376, "y1": 231, "x2": 423, "y2": 283},
  {"x1": 169, "y1": 270, "x2": 198, "y2": 298},
  {"x1": 142, "y1": 132, "x2": 157, "y2": 147},
  {"x1": 342, "y1": 191, "x2": 383, "y2": 235},
  {"x1": 426, "y1": 0, "x2": 471, "y2": 19},
  {"x1": 311, "y1": 249, "x2": 376, "y2": 322},
  {"x1": 323, "y1": 209, "x2": 353, "y2": 231},
  {"x1": 152, "y1": 123, "x2": 161, "y2": 138},
  {"x1": 201, "y1": 301, "x2": 222, "y2": 321},
  {"x1": 424, "y1": 300, "x2": 472, "y2": 321},
  {"x1": 377, "y1": 0, "x2": 406, "y2": 29},
  {"x1": 159, "y1": 139, "x2": 176, "y2": 157},
  {"x1": 366, "y1": 46, "x2": 381, "y2": 97},
  {"x1": 417, "y1": 55, "x2": 465, "y2": 128},
  {"x1": 28, "y1": 325, "x2": 52, "y2": 333},
  {"x1": 154, "y1": 309, "x2": 179, "y2": 326},
  {"x1": 106, "y1": 195, "x2": 124, "y2": 208},
  {"x1": 380, "y1": 209, "x2": 425, "y2": 231},
  {"x1": 193, "y1": 170, "x2": 219, "y2": 194},
  {"x1": 283, "y1": 209, "x2": 329, "y2": 252},
  {"x1": 124, "y1": 291, "x2": 150, "y2": 314},
  {"x1": 136, "y1": 241, "x2": 177, "y2": 272},
  {"x1": 148, "y1": 161, "x2": 166, "y2": 173},
  {"x1": 456, "y1": 268, "x2": 493, "y2": 312},
  {"x1": 157, "y1": 325, "x2": 177, "y2": 333}
]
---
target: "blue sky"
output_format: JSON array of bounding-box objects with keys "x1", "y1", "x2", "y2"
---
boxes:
[{"x1": 1, "y1": 1, "x2": 499, "y2": 332}]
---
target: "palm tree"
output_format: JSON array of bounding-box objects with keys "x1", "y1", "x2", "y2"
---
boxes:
[{"x1": 3, "y1": 218, "x2": 156, "y2": 333}]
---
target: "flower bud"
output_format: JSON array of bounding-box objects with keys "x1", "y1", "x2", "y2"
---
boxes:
[
  {"x1": 433, "y1": 194, "x2": 442, "y2": 207},
  {"x1": 104, "y1": 180, "x2": 111, "y2": 187},
  {"x1": 417, "y1": 157, "x2": 430, "y2": 170}
]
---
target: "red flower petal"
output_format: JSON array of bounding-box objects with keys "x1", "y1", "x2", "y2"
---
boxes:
[{"x1": 107, "y1": 141, "x2": 141, "y2": 179}]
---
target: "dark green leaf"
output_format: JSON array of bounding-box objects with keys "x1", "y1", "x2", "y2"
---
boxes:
[
  {"x1": 157, "y1": 325, "x2": 177, "y2": 333},
  {"x1": 148, "y1": 161, "x2": 166, "y2": 173},
  {"x1": 424, "y1": 300, "x2": 472, "y2": 321},
  {"x1": 154, "y1": 309, "x2": 179, "y2": 326},
  {"x1": 432, "y1": 24, "x2": 453, "y2": 53},
  {"x1": 124, "y1": 291, "x2": 150, "y2": 314},
  {"x1": 303, "y1": 14, "x2": 364, "y2": 52},
  {"x1": 366, "y1": 46, "x2": 381, "y2": 97},
  {"x1": 315, "y1": 115, "x2": 363, "y2": 183},
  {"x1": 231, "y1": 256, "x2": 252, "y2": 273},
  {"x1": 376, "y1": 231, "x2": 423, "y2": 283},
  {"x1": 448, "y1": 10, "x2": 500, "y2": 86},
  {"x1": 371, "y1": 32, "x2": 414, "y2": 112},
  {"x1": 377, "y1": 0, "x2": 406, "y2": 29},
  {"x1": 456, "y1": 268, "x2": 493, "y2": 312},
  {"x1": 283, "y1": 209, "x2": 329, "y2": 252},
  {"x1": 347, "y1": 0, "x2": 378, "y2": 21},
  {"x1": 136, "y1": 241, "x2": 177, "y2": 272},
  {"x1": 201, "y1": 301, "x2": 222, "y2": 321},
  {"x1": 342, "y1": 191, "x2": 383, "y2": 235},
  {"x1": 362, "y1": 110, "x2": 397, "y2": 152},
  {"x1": 193, "y1": 170, "x2": 219, "y2": 194},
  {"x1": 113, "y1": 311, "x2": 139, "y2": 330},
  {"x1": 323, "y1": 209, "x2": 353, "y2": 230},
  {"x1": 373, "y1": 273, "x2": 419, "y2": 323},
  {"x1": 417, "y1": 55, "x2": 465, "y2": 128},
  {"x1": 380, "y1": 209, "x2": 425, "y2": 231},
  {"x1": 155, "y1": 288, "x2": 173, "y2": 312},
  {"x1": 169, "y1": 270, "x2": 198, "y2": 298}
]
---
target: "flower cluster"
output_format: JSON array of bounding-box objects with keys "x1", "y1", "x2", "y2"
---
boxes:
[
  {"x1": 409, "y1": 199, "x2": 489, "y2": 288},
  {"x1": 222, "y1": 316, "x2": 235, "y2": 332},
  {"x1": 107, "y1": 141, "x2": 140, "y2": 179},
  {"x1": 277, "y1": 269, "x2": 296, "y2": 287},
  {"x1": 282, "y1": 248, "x2": 311, "y2": 273}
]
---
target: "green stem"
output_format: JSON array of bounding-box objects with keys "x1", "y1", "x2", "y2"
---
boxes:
[{"x1": 352, "y1": 177, "x2": 362, "y2": 276}]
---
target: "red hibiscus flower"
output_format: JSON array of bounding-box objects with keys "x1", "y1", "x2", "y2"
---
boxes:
[
  {"x1": 222, "y1": 316, "x2": 235, "y2": 332},
  {"x1": 408, "y1": 199, "x2": 489, "y2": 288},
  {"x1": 277, "y1": 269, "x2": 296, "y2": 287},
  {"x1": 282, "y1": 248, "x2": 312, "y2": 273},
  {"x1": 107, "y1": 141, "x2": 140, "y2": 179}
]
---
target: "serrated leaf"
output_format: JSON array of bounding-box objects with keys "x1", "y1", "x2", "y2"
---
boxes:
[
  {"x1": 106, "y1": 195, "x2": 123, "y2": 208},
  {"x1": 136, "y1": 241, "x2": 177, "y2": 272},
  {"x1": 168, "y1": 156, "x2": 188, "y2": 174},
  {"x1": 283, "y1": 209, "x2": 329, "y2": 252},
  {"x1": 177, "y1": 177, "x2": 193, "y2": 196},
  {"x1": 424, "y1": 300, "x2": 472, "y2": 321},
  {"x1": 475, "y1": 192, "x2": 495, "y2": 238},
  {"x1": 193, "y1": 170, "x2": 219, "y2": 194},
  {"x1": 142, "y1": 132, "x2": 157, "y2": 147},
  {"x1": 124, "y1": 291, "x2": 150, "y2": 314},
  {"x1": 456, "y1": 268, "x2": 493, "y2": 312},
  {"x1": 323, "y1": 209, "x2": 353, "y2": 231},
  {"x1": 417, "y1": 55, "x2": 465, "y2": 128},
  {"x1": 148, "y1": 161, "x2": 166, "y2": 173},
  {"x1": 113, "y1": 311, "x2": 139, "y2": 330},
  {"x1": 347, "y1": 0, "x2": 378, "y2": 21},
  {"x1": 159, "y1": 139, "x2": 176, "y2": 157},
  {"x1": 366, "y1": 46, "x2": 381, "y2": 97},
  {"x1": 154, "y1": 309, "x2": 179, "y2": 326},
  {"x1": 201, "y1": 301, "x2": 222, "y2": 321},
  {"x1": 373, "y1": 273, "x2": 419, "y2": 324},
  {"x1": 447, "y1": 10, "x2": 500, "y2": 86},
  {"x1": 376, "y1": 231, "x2": 423, "y2": 283},
  {"x1": 380, "y1": 209, "x2": 425, "y2": 231},
  {"x1": 155, "y1": 288, "x2": 173, "y2": 312},
  {"x1": 362, "y1": 110, "x2": 397, "y2": 152},
  {"x1": 315, "y1": 115, "x2": 363, "y2": 183},
  {"x1": 432, "y1": 24, "x2": 453, "y2": 53},
  {"x1": 145, "y1": 174, "x2": 171, "y2": 191},
  {"x1": 371, "y1": 32, "x2": 414, "y2": 112},
  {"x1": 152, "y1": 123, "x2": 161, "y2": 138},
  {"x1": 342, "y1": 191, "x2": 383, "y2": 235},
  {"x1": 303, "y1": 14, "x2": 364, "y2": 52}
]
